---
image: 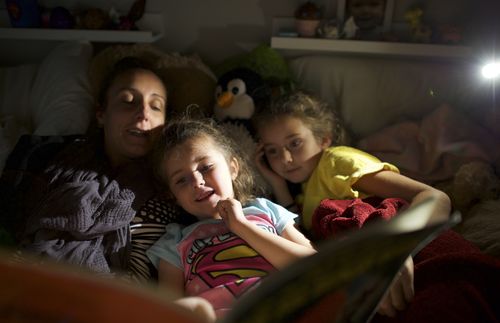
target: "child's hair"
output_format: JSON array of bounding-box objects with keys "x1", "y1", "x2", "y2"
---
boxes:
[
  {"x1": 152, "y1": 116, "x2": 256, "y2": 204},
  {"x1": 252, "y1": 90, "x2": 348, "y2": 146}
]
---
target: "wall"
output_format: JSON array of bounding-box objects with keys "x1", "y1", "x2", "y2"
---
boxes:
[{"x1": 1, "y1": 0, "x2": 492, "y2": 66}]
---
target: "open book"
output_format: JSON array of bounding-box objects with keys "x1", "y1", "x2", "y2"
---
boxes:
[
  {"x1": 222, "y1": 197, "x2": 461, "y2": 323},
  {"x1": 0, "y1": 197, "x2": 459, "y2": 323}
]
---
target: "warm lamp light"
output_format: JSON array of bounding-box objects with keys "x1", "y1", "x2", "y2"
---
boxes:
[{"x1": 481, "y1": 61, "x2": 500, "y2": 79}]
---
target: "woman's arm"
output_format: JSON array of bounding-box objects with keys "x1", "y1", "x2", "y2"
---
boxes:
[
  {"x1": 217, "y1": 199, "x2": 316, "y2": 269},
  {"x1": 354, "y1": 170, "x2": 451, "y2": 223}
]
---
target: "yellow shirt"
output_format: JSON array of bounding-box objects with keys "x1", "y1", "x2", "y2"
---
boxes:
[{"x1": 298, "y1": 146, "x2": 399, "y2": 230}]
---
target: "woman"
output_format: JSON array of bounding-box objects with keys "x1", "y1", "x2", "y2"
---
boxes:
[{"x1": 0, "y1": 56, "x2": 192, "y2": 282}]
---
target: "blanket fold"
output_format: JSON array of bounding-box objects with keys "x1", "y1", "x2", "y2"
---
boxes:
[
  {"x1": 311, "y1": 196, "x2": 408, "y2": 240},
  {"x1": 14, "y1": 136, "x2": 156, "y2": 273},
  {"x1": 372, "y1": 230, "x2": 500, "y2": 323}
]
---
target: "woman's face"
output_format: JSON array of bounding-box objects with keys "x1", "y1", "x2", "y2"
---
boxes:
[
  {"x1": 163, "y1": 136, "x2": 239, "y2": 220},
  {"x1": 97, "y1": 68, "x2": 167, "y2": 166},
  {"x1": 258, "y1": 116, "x2": 330, "y2": 183}
]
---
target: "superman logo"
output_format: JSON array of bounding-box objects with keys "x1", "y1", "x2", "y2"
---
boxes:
[{"x1": 187, "y1": 234, "x2": 275, "y2": 297}]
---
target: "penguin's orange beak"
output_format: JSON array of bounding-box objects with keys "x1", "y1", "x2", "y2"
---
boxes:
[{"x1": 217, "y1": 92, "x2": 234, "y2": 109}]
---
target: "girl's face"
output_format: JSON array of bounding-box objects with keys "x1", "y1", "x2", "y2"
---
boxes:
[
  {"x1": 97, "y1": 68, "x2": 167, "y2": 167},
  {"x1": 258, "y1": 116, "x2": 330, "y2": 183},
  {"x1": 163, "y1": 136, "x2": 239, "y2": 220}
]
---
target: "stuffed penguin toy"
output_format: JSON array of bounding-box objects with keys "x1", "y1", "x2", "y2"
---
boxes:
[
  {"x1": 213, "y1": 67, "x2": 269, "y2": 135},
  {"x1": 213, "y1": 67, "x2": 272, "y2": 197}
]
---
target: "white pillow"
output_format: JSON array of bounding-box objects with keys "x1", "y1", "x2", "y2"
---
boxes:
[
  {"x1": 289, "y1": 55, "x2": 479, "y2": 138},
  {"x1": 0, "y1": 63, "x2": 38, "y2": 131},
  {"x1": 29, "y1": 41, "x2": 94, "y2": 136}
]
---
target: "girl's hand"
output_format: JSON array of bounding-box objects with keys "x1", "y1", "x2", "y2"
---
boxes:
[
  {"x1": 377, "y1": 256, "x2": 415, "y2": 317},
  {"x1": 216, "y1": 198, "x2": 247, "y2": 232},
  {"x1": 255, "y1": 143, "x2": 287, "y2": 190}
]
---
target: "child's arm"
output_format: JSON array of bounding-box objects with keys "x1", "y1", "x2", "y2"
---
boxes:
[
  {"x1": 158, "y1": 260, "x2": 217, "y2": 322},
  {"x1": 217, "y1": 198, "x2": 316, "y2": 269},
  {"x1": 157, "y1": 259, "x2": 185, "y2": 297},
  {"x1": 354, "y1": 170, "x2": 451, "y2": 223}
]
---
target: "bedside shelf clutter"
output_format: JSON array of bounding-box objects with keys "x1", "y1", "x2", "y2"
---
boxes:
[
  {"x1": 0, "y1": 11, "x2": 163, "y2": 43},
  {"x1": 271, "y1": 17, "x2": 472, "y2": 60}
]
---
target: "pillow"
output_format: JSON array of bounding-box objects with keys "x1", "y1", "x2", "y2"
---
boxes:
[
  {"x1": 29, "y1": 41, "x2": 94, "y2": 136},
  {"x1": 289, "y1": 55, "x2": 480, "y2": 138},
  {"x1": 0, "y1": 63, "x2": 38, "y2": 131},
  {"x1": 0, "y1": 64, "x2": 37, "y2": 172}
]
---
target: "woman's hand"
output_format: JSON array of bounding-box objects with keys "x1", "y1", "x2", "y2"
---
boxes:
[
  {"x1": 377, "y1": 256, "x2": 415, "y2": 317},
  {"x1": 216, "y1": 198, "x2": 248, "y2": 233}
]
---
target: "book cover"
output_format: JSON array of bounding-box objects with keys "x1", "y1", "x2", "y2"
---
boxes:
[{"x1": 222, "y1": 197, "x2": 460, "y2": 323}]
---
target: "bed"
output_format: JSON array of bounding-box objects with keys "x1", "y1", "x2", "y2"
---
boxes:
[
  {"x1": 1, "y1": 40, "x2": 499, "y2": 321},
  {"x1": 1, "y1": 40, "x2": 499, "y2": 257}
]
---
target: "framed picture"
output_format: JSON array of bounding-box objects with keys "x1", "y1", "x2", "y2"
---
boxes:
[{"x1": 337, "y1": 0, "x2": 395, "y2": 38}]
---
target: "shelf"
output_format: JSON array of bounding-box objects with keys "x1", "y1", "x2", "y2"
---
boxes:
[
  {"x1": 271, "y1": 36, "x2": 473, "y2": 60},
  {"x1": 0, "y1": 11, "x2": 163, "y2": 43},
  {"x1": 271, "y1": 17, "x2": 473, "y2": 60}
]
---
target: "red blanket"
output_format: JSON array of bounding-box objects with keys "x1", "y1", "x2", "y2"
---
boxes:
[
  {"x1": 373, "y1": 230, "x2": 500, "y2": 323},
  {"x1": 312, "y1": 197, "x2": 500, "y2": 322},
  {"x1": 311, "y1": 196, "x2": 408, "y2": 240}
]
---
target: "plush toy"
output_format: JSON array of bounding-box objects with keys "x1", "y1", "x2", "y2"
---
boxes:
[
  {"x1": 213, "y1": 67, "x2": 272, "y2": 197},
  {"x1": 213, "y1": 44, "x2": 293, "y2": 95},
  {"x1": 213, "y1": 67, "x2": 270, "y2": 135},
  {"x1": 439, "y1": 161, "x2": 500, "y2": 259},
  {"x1": 434, "y1": 160, "x2": 500, "y2": 258},
  {"x1": 78, "y1": 8, "x2": 110, "y2": 30},
  {"x1": 437, "y1": 161, "x2": 500, "y2": 216},
  {"x1": 212, "y1": 45, "x2": 291, "y2": 198},
  {"x1": 49, "y1": 6, "x2": 75, "y2": 29}
]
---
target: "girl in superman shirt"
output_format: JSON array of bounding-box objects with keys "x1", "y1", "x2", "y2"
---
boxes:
[{"x1": 147, "y1": 116, "x2": 315, "y2": 321}]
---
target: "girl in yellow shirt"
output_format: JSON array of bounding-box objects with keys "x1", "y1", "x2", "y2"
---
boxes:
[{"x1": 252, "y1": 90, "x2": 451, "y2": 318}]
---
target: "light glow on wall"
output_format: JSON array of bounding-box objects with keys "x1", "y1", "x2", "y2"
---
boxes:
[{"x1": 481, "y1": 61, "x2": 500, "y2": 79}]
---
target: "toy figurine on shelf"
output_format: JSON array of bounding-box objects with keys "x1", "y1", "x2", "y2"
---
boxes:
[
  {"x1": 344, "y1": 0, "x2": 385, "y2": 40},
  {"x1": 404, "y1": 7, "x2": 432, "y2": 43},
  {"x1": 317, "y1": 19, "x2": 339, "y2": 39},
  {"x1": 6, "y1": 0, "x2": 41, "y2": 28},
  {"x1": 295, "y1": 1, "x2": 322, "y2": 37},
  {"x1": 437, "y1": 24, "x2": 463, "y2": 44},
  {"x1": 78, "y1": 8, "x2": 110, "y2": 30},
  {"x1": 117, "y1": 0, "x2": 146, "y2": 30},
  {"x1": 49, "y1": 6, "x2": 75, "y2": 29}
]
